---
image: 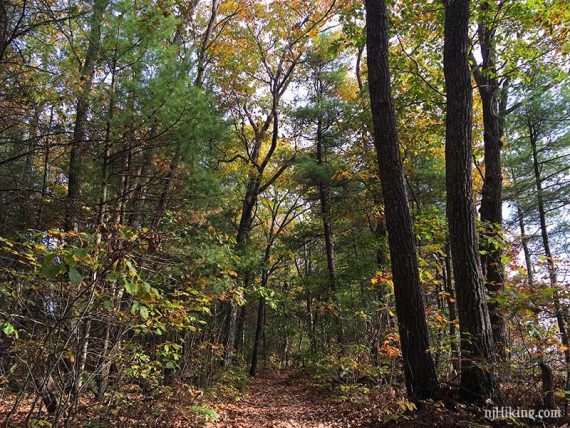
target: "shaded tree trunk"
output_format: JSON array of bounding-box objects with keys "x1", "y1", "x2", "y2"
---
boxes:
[
  {"x1": 540, "y1": 361, "x2": 556, "y2": 410},
  {"x1": 35, "y1": 376, "x2": 59, "y2": 414},
  {"x1": 529, "y1": 121, "x2": 570, "y2": 390},
  {"x1": 443, "y1": 0, "x2": 500, "y2": 403},
  {"x1": 195, "y1": 0, "x2": 220, "y2": 87},
  {"x1": 97, "y1": 54, "x2": 117, "y2": 225},
  {"x1": 36, "y1": 106, "x2": 54, "y2": 229},
  {"x1": 21, "y1": 106, "x2": 40, "y2": 230},
  {"x1": 315, "y1": 117, "x2": 345, "y2": 347},
  {"x1": 65, "y1": 0, "x2": 109, "y2": 231},
  {"x1": 129, "y1": 140, "x2": 155, "y2": 228},
  {"x1": 316, "y1": 119, "x2": 337, "y2": 295},
  {"x1": 474, "y1": 5, "x2": 507, "y2": 356},
  {"x1": 365, "y1": 0, "x2": 439, "y2": 400},
  {"x1": 515, "y1": 202, "x2": 534, "y2": 287},
  {"x1": 233, "y1": 303, "x2": 247, "y2": 354},
  {"x1": 222, "y1": 172, "x2": 262, "y2": 362},
  {"x1": 250, "y1": 296, "x2": 265, "y2": 376},
  {"x1": 443, "y1": 244, "x2": 460, "y2": 374}
]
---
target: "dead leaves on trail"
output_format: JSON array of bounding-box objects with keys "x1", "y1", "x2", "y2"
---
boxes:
[{"x1": 206, "y1": 370, "x2": 360, "y2": 427}]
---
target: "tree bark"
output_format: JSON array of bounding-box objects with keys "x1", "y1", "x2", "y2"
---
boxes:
[
  {"x1": 315, "y1": 117, "x2": 345, "y2": 346},
  {"x1": 529, "y1": 121, "x2": 570, "y2": 387},
  {"x1": 97, "y1": 54, "x2": 117, "y2": 225},
  {"x1": 515, "y1": 201, "x2": 534, "y2": 286},
  {"x1": 443, "y1": 0, "x2": 500, "y2": 403},
  {"x1": 540, "y1": 361, "x2": 556, "y2": 410},
  {"x1": 474, "y1": 4, "x2": 507, "y2": 356},
  {"x1": 65, "y1": 0, "x2": 109, "y2": 231},
  {"x1": 222, "y1": 172, "x2": 262, "y2": 362},
  {"x1": 250, "y1": 296, "x2": 265, "y2": 376},
  {"x1": 316, "y1": 119, "x2": 337, "y2": 295},
  {"x1": 365, "y1": 0, "x2": 439, "y2": 400},
  {"x1": 195, "y1": 0, "x2": 220, "y2": 87},
  {"x1": 443, "y1": 244, "x2": 460, "y2": 374}
]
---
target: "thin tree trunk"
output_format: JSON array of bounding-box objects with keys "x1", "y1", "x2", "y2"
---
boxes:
[
  {"x1": 529, "y1": 121, "x2": 570, "y2": 393},
  {"x1": 21, "y1": 106, "x2": 40, "y2": 230},
  {"x1": 540, "y1": 361, "x2": 556, "y2": 410},
  {"x1": 365, "y1": 0, "x2": 439, "y2": 400},
  {"x1": 443, "y1": 244, "x2": 460, "y2": 374},
  {"x1": 152, "y1": 147, "x2": 182, "y2": 228},
  {"x1": 223, "y1": 142, "x2": 264, "y2": 362},
  {"x1": 97, "y1": 54, "x2": 117, "y2": 225},
  {"x1": 317, "y1": 120, "x2": 337, "y2": 296},
  {"x1": 443, "y1": 0, "x2": 500, "y2": 403},
  {"x1": 0, "y1": 0, "x2": 7, "y2": 64},
  {"x1": 475, "y1": 5, "x2": 507, "y2": 356},
  {"x1": 65, "y1": 0, "x2": 109, "y2": 231},
  {"x1": 315, "y1": 117, "x2": 344, "y2": 346},
  {"x1": 195, "y1": 0, "x2": 220, "y2": 87},
  {"x1": 233, "y1": 303, "x2": 247, "y2": 354},
  {"x1": 515, "y1": 202, "x2": 534, "y2": 286},
  {"x1": 36, "y1": 106, "x2": 54, "y2": 229},
  {"x1": 250, "y1": 296, "x2": 265, "y2": 376},
  {"x1": 129, "y1": 141, "x2": 154, "y2": 228}
]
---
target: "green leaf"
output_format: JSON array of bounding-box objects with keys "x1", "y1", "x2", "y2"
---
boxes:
[
  {"x1": 63, "y1": 253, "x2": 77, "y2": 267},
  {"x1": 124, "y1": 280, "x2": 138, "y2": 295},
  {"x1": 69, "y1": 266, "x2": 83, "y2": 285},
  {"x1": 131, "y1": 301, "x2": 140, "y2": 314},
  {"x1": 139, "y1": 306, "x2": 149, "y2": 320},
  {"x1": 2, "y1": 322, "x2": 16, "y2": 337},
  {"x1": 41, "y1": 263, "x2": 61, "y2": 277}
]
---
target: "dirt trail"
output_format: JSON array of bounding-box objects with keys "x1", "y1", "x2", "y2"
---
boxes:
[{"x1": 207, "y1": 370, "x2": 363, "y2": 427}]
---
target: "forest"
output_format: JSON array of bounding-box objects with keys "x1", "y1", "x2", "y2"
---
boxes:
[{"x1": 0, "y1": 0, "x2": 568, "y2": 426}]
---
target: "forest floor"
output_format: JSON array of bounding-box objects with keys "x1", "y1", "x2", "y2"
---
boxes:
[
  {"x1": 3, "y1": 370, "x2": 567, "y2": 426},
  {"x1": 206, "y1": 370, "x2": 361, "y2": 427},
  {"x1": 205, "y1": 370, "x2": 570, "y2": 427}
]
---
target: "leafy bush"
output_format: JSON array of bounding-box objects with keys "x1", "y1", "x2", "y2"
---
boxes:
[
  {"x1": 188, "y1": 404, "x2": 220, "y2": 423},
  {"x1": 208, "y1": 365, "x2": 250, "y2": 401}
]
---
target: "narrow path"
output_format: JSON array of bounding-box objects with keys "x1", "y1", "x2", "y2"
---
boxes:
[{"x1": 207, "y1": 370, "x2": 361, "y2": 427}]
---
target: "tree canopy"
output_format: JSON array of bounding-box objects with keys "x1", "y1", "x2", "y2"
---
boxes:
[{"x1": 0, "y1": 0, "x2": 568, "y2": 425}]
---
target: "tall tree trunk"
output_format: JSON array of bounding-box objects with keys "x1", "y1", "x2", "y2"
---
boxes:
[
  {"x1": 222, "y1": 172, "x2": 262, "y2": 362},
  {"x1": 65, "y1": 0, "x2": 109, "y2": 231},
  {"x1": 195, "y1": 0, "x2": 220, "y2": 87},
  {"x1": 515, "y1": 202, "x2": 534, "y2": 287},
  {"x1": 21, "y1": 106, "x2": 40, "y2": 230},
  {"x1": 474, "y1": 4, "x2": 507, "y2": 356},
  {"x1": 250, "y1": 295, "x2": 265, "y2": 376},
  {"x1": 443, "y1": 0, "x2": 500, "y2": 403},
  {"x1": 0, "y1": 0, "x2": 10, "y2": 64},
  {"x1": 316, "y1": 117, "x2": 344, "y2": 346},
  {"x1": 97, "y1": 54, "x2": 117, "y2": 225},
  {"x1": 36, "y1": 106, "x2": 54, "y2": 229},
  {"x1": 365, "y1": 0, "x2": 439, "y2": 400},
  {"x1": 316, "y1": 119, "x2": 337, "y2": 295},
  {"x1": 233, "y1": 303, "x2": 247, "y2": 354},
  {"x1": 129, "y1": 140, "x2": 155, "y2": 228},
  {"x1": 443, "y1": 244, "x2": 460, "y2": 374},
  {"x1": 529, "y1": 121, "x2": 570, "y2": 390},
  {"x1": 152, "y1": 147, "x2": 182, "y2": 228}
]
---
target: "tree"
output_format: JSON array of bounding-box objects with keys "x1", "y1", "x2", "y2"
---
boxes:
[
  {"x1": 210, "y1": 0, "x2": 338, "y2": 362},
  {"x1": 443, "y1": 0, "x2": 500, "y2": 403},
  {"x1": 365, "y1": 0, "x2": 439, "y2": 399},
  {"x1": 472, "y1": 1, "x2": 507, "y2": 354},
  {"x1": 505, "y1": 80, "x2": 570, "y2": 397},
  {"x1": 65, "y1": 0, "x2": 110, "y2": 232}
]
